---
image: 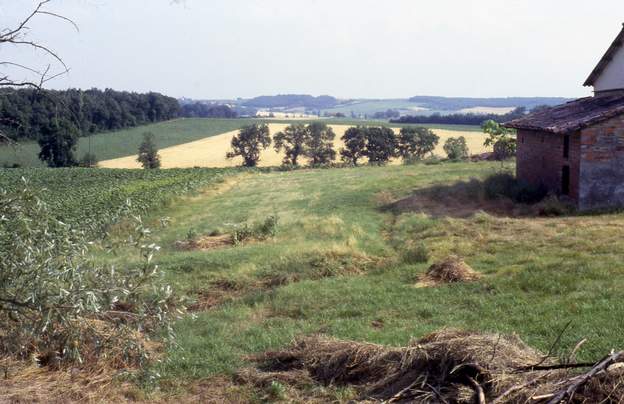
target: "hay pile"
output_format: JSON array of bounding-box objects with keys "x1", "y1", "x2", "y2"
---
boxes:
[
  {"x1": 175, "y1": 234, "x2": 234, "y2": 251},
  {"x1": 417, "y1": 256, "x2": 481, "y2": 287},
  {"x1": 240, "y1": 330, "x2": 624, "y2": 403}
]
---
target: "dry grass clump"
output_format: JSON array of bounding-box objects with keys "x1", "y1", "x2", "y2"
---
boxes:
[
  {"x1": 241, "y1": 331, "x2": 624, "y2": 403},
  {"x1": 416, "y1": 256, "x2": 481, "y2": 287},
  {"x1": 175, "y1": 234, "x2": 234, "y2": 251}
]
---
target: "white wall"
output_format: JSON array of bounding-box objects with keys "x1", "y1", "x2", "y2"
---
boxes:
[{"x1": 594, "y1": 44, "x2": 624, "y2": 92}]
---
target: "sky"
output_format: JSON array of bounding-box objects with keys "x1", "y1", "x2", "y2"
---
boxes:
[{"x1": 1, "y1": 0, "x2": 623, "y2": 100}]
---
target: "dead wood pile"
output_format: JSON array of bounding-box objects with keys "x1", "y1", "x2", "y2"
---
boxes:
[{"x1": 240, "y1": 330, "x2": 624, "y2": 403}]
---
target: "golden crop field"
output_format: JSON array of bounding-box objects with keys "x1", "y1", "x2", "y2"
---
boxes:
[{"x1": 98, "y1": 124, "x2": 491, "y2": 169}]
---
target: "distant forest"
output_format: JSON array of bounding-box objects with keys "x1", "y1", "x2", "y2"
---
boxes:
[
  {"x1": 391, "y1": 107, "x2": 531, "y2": 126},
  {"x1": 179, "y1": 102, "x2": 238, "y2": 118},
  {"x1": 0, "y1": 88, "x2": 180, "y2": 141},
  {"x1": 243, "y1": 94, "x2": 339, "y2": 109},
  {"x1": 407, "y1": 96, "x2": 569, "y2": 111}
]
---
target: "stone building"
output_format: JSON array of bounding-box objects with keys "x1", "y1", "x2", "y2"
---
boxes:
[{"x1": 505, "y1": 24, "x2": 624, "y2": 210}]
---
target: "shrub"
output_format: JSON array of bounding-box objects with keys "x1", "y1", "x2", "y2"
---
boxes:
[
  {"x1": 137, "y1": 132, "x2": 161, "y2": 169},
  {"x1": 443, "y1": 136, "x2": 469, "y2": 161},
  {"x1": 0, "y1": 183, "x2": 180, "y2": 368},
  {"x1": 231, "y1": 215, "x2": 279, "y2": 245}
]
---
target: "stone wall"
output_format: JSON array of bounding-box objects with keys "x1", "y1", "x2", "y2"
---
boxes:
[
  {"x1": 579, "y1": 114, "x2": 624, "y2": 210},
  {"x1": 516, "y1": 129, "x2": 581, "y2": 201}
]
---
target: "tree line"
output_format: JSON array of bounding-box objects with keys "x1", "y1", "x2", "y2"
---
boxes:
[
  {"x1": 390, "y1": 107, "x2": 529, "y2": 126},
  {"x1": 0, "y1": 88, "x2": 180, "y2": 142},
  {"x1": 225, "y1": 123, "x2": 474, "y2": 168}
]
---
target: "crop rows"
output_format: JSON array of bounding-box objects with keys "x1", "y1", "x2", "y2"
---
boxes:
[{"x1": 0, "y1": 167, "x2": 238, "y2": 235}]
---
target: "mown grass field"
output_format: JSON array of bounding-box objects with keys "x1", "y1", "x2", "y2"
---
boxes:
[
  {"x1": 61, "y1": 161, "x2": 619, "y2": 399},
  {"x1": 5, "y1": 160, "x2": 621, "y2": 401},
  {"x1": 0, "y1": 118, "x2": 481, "y2": 168}
]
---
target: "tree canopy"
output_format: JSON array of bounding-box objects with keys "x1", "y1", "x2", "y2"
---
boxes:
[
  {"x1": 226, "y1": 124, "x2": 271, "y2": 167},
  {"x1": 364, "y1": 126, "x2": 397, "y2": 165},
  {"x1": 340, "y1": 126, "x2": 368, "y2": 165},
  {"x1": 273, "y1": 124, "x2": 308, "y2": 166},
  {"x1": 397, "y1": 127, "x2": 439, "y2": 160},
  {"x1": 304, "y1": 122, "x2": 336, "y2": 166}
]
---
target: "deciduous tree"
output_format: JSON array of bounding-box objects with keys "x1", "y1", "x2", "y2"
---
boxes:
[
  {"x1": 37, "y1": 118, "x2": 78, "y2": 167},
  {"x1": 226, "y1": 124, "x2": 271, "y2": 167},
  {"x1": 273, "y1": 123, "x2": 307, "y2": 166},
  {"x1": 365, "y1": 126, "x2": 397, "y2": 165},
  {"x1": 397, "y1": 127, "x2": 440, "y2": 161},
  {"x1": 340, "y1": 126, "x2": 368, "y2": 165},
  {"x1": 304, "y1": 122, "x2": 336, "y2": 166}
]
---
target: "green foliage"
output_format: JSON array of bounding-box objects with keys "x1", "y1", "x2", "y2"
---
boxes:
[
  {"x1": 397, "y1": 127, "x2": 440, "y2": 161},
  {"x1": 340, "y1": 126, "x2": 367, "y2": 165},
  {"x1": 0, "y1": 167, "x2": 234, "y2": 236},
  {"x1": 482, "y1": 120, "x2": 517, "y2": 161},
  {"x1": 304, "y1": 122, "x2": 336, "y2": 166},
  {"x1": 0, "y1": 183, "x2": 180, "y2": 366},
  {"x1": 137, "y1": 132, "x2": 161, "y2": 169},
  {"x1": 0, "y1": 88, "x2": 179, "y2": 142},
  {"x1": 227, "y1": 124, "x2": 271, "y2": 167},
  {"x1": 443, "y1": 136, "x2": 469, "y2": 160},
  {"x1": 273, "y1": 124, "x2": 307, "y2": 166},
  {"x1": 365, "y1": 126, "x2": 397, "y2": 165},
  {"x1": 37, "y1": 118, "x2": 79, "y2": 167},
  {"x1": 231, "y1": 215, "x2": 279, "y2": 245}
]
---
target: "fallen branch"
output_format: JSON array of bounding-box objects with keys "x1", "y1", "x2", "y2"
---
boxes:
[{"x1": 546, "y1": 351, "x2": 624, "y2": 404}]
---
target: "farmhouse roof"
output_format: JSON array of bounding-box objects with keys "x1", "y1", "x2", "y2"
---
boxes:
[
  {"x1": 504, "y1": 92, "x2": 624, "y2": 134},
  {"x1": 584, "y1": 24, "x2": 624, "y2": 87}
]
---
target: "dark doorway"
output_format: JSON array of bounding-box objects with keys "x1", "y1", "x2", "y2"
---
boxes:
[{"x1": 562, "y1": 166, "x2": 570, "y2": 195}]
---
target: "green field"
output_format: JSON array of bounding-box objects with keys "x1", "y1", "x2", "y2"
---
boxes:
[
  {"x1": 3, "y1": 161, "x2": 624, "y2": 400},
  {"x1": 0, "y1": 118, "x2": 481, "y2": 168},
  {"x1": 0, "y1": 167, "x2": 238, "y2": 234}
]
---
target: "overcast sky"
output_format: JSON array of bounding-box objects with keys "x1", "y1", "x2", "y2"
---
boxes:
[{"x1": 2, "y1": 0, "x2": 623, "y2": 99}]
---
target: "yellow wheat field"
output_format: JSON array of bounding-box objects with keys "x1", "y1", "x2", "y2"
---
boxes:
[{"x1": 99, "y1": 124, "x2": 491, "y2": 169}]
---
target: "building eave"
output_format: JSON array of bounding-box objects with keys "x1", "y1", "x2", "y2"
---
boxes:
[{"x1": 584, "y1": 24, "x2": 624, "y2": 87}]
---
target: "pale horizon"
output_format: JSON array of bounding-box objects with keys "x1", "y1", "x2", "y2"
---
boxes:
[{"x1": 2, "y1": 0, "x2": 623, "y2": 100}]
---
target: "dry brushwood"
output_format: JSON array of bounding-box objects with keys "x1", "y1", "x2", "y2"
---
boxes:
[{"x1": 242, "y1": 331, "x2": 624, "y2": 403}]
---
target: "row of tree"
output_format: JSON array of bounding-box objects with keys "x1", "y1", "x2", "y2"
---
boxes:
[
  {"x1": 390, "y1": 107, "x2": 530, "y2": 126},
  {"x1": 225, "y1": 123, "x2": 472, "y2": 167}
]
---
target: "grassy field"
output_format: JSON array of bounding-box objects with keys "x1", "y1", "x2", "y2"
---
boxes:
[
  {"x1": 0, "y1": 118, "x2": 481, "y2": 168},
  {"x1": 99, "y1": 124, "x2": 490, "y2": 169},
  {"x1": 64, "y1": 161, "x2": 619, "y2": 398},
  {"x1": 3, "y1": 161, "x2": 624, "y2": 400}
]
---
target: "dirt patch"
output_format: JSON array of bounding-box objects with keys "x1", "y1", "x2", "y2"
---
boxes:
[
  {"x1": 175, "y1": 234, "x2": 234, "y2": 251},
  {"x1": 416, "y1": 256, "x2": 482, "y2": 287},
  {"x1": 240, "y1": 330, "x2": 624, "y2": 403}
]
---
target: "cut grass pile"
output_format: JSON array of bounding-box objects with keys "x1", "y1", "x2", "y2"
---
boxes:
[{"x1": 99, "y1": 123, "x2": 489, "y2": 168}]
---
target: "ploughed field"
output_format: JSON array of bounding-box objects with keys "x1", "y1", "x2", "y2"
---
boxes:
[{"x1": 3, "y1": 161, "x2": 623, "y2": 401}]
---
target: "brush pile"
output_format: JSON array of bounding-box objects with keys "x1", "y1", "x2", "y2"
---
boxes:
[{"x1": 240, "y1": 330, "x2": 624, "y2": 403}]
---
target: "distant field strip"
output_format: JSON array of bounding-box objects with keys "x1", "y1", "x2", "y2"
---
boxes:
[{"x1": 99, "y1": 124, "x2": 491, "y2": 169}]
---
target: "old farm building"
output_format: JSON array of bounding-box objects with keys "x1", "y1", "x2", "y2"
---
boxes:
[{"x1": 506, "y1": 24, "x2": 624, "y2": 210}]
